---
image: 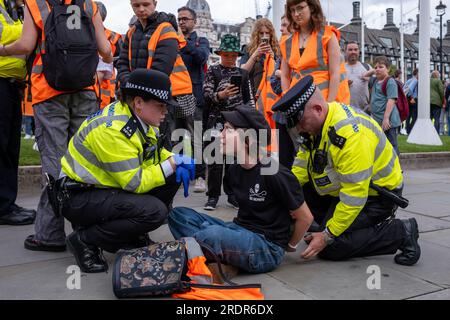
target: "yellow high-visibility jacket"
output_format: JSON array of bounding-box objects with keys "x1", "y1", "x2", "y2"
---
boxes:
[
  {"x1": 292, "y1": 102, "x2": 403, "y2": 237},
  {"x1": 0, "y1": 0, "x2": 26, "y2": 79},
  {"x1": 61, "y1": 101, "x2": 173, "y2": 193}
]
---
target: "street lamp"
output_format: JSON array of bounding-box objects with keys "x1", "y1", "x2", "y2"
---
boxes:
[{"x1": 436, "y1": 0, "x2": 446, "y2": 81}]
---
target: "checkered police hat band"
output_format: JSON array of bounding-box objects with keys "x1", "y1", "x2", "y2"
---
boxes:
[
  {"x1": 125, "y1": 82, "x2": 169, "y2": 100},
  {"x1": 283, "y1": 84, "x2": 316, "y2": 118}
]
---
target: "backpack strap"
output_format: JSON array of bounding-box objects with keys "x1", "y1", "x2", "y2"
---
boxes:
[{"x1": 381, "y1": 77, "x2": 390, "y2": 96}]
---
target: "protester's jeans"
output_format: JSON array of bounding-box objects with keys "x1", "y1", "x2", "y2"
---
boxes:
[
  {"x1": 23, "y1": 116, "x2": 34, "y2": 136},
  {"x1": 168, "y1": 207, "x2": 285, "y2": 274},
  {"x1": 384, "y1": 127, "x2": 400, "y2": 156}
]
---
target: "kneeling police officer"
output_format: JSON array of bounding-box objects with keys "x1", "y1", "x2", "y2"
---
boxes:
[
  {"x1": 272, "y1": 75, "x2": 420, "y2": 266},
  {"x1": 58, "y1": 69, "x2": 195, "y2": 273}
]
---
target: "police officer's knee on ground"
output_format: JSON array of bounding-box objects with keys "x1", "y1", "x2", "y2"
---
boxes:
[
  {"x1": 59, "y1": 69, "x2": 195, "y2": 273},
  {"x1": 272, "y1": 75, "x2": 421, "y2": 266}
]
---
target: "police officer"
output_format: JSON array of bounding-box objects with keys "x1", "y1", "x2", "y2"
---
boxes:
[
  {"x1": 272, "y1": 75, "x2": 421, "y2": 266},
  {"x1": 60, "y1": 69, "x2": 195, "y2": 273},
  {"x1": 0, "y1": 0, "x2": 36, "y2": 225}
]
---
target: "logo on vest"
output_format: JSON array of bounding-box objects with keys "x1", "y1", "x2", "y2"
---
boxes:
[{"x1": 249, "y1": 184, "x2": 267, "y2": 202}]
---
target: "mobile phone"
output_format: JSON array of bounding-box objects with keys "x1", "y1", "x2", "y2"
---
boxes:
[
  {"x1": 230, "y1": 75, "x2": 242, "y2": 91},
  {"x1": 261, "y1": 38, "x2": 269, "y2": 45}
]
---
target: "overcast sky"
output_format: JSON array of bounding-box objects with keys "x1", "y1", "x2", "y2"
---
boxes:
[{"x1": 100, "y1": 0, "x2": 449, "y2": 37}]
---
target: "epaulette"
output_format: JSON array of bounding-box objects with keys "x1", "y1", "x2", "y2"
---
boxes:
[
  {"x1": 120, "y1": 117, "x2": 138, "y2": 139},
  {"x1": 328, "y1": 126, "x2": 346, "y2": 149}
]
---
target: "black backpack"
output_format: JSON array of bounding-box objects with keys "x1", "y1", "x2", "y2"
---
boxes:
[{"x1": 42, "y1": 0, "x2": 99, "y2": 91}]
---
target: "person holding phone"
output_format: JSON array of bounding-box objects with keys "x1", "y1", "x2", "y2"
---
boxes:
[{"x1": 203, "y1": 34, "x2": 254, "y2": 211}]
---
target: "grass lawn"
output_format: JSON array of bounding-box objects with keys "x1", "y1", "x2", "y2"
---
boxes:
[
  {"x1": 19, "y1": 138, "x2": 40, "y2": 166},
  {"x1": 398, "y1": 135, "x2": 450, "y2": 153},
  {"x1": 19, "y1": 135, "x2": 450, "y2": 167}
]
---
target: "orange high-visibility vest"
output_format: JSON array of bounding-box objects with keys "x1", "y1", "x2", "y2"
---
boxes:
[
  {"x1": 22, "y1": 85, "x2": 34, "y2": 117},
  {"x1": 255, "y1": 53, "x2": 279, "y2": 153},
  {"x1": 127, "y1": 22, "x2": 192, "y2": 96},
  {"x1": 280, "y1": 25, "x2": 350, "y2": 104},
  {"x1": 99, "y1": 29, "x2": 121, "y2": 109},
  {"x1": 26, "y1": 0, "x2": 98, "y2": 106},
  {"x1": 172, "y1": 238, "x2": 264, "y2": 300}
]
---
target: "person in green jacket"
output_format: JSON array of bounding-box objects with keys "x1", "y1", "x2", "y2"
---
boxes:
[{"x1": 430, "y1": 70, "x2": 445, "y2": 134}]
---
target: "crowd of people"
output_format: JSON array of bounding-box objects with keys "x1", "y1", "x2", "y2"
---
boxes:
[{"x1": 0, "y1": 0, "x2": 424, "y2": 278}]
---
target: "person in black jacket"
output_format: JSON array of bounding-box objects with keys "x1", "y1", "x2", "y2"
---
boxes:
[
  {"x1": 117, "y1": 0, "x2": 178, "y2": 84},
  {"x1": 177, "y1": 6, "x2": 210, "y2": 193}
]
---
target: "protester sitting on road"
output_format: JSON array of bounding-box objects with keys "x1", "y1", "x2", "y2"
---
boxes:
[
  {"x1": 59, "y1": 69, "x2": 195, "y2": 273},
  {"x1": 273, "y1": 75, "x2": 421, "y2": 266},
  {"x1": 169, "y1": 105, "x2": 313, "y2": 275},
  {"x1": 202, "y1": 34, "x2": 254, "y2": 211}
]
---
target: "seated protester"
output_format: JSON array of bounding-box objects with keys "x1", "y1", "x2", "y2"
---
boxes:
[
  {"x1": 203, "y1": 34, "x2": 255, "y2": 211},
  {"x1": 169, "y1": 105, "x2": 314, "y2": 274},
  {"x1": 60, "y1": 70, "x2": 195, "y2": 273},
  {"x1": 272, "y1": 75, "x2": 421, "y2": 266}
]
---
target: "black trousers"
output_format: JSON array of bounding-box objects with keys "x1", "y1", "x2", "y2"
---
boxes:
[
  {"x1": 406, "y1": 102, "x2": 417, "y2": 134},
  {"x1": 303, "y1": 184, "x2": 406, "y2": 261},
  {"x1": 62, "y1": 175, "x2": 180, "y2": 253},
  {"x1": 276, "y1": 122, "x2": 296, "y2": 170},
  {"x1": 0, "y1": 78, "x2": 22, "y2": 215},
  {"x1": 204, "y1": 136, "x2": 233, "y2": 198}
]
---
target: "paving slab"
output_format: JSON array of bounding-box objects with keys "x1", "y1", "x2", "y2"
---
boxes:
[
  {"x1": 362, "y1": 240, "x2": 450, "y2": 290},
  {"x1": 267, "y1": 254, "x2": 441, "y2": 300},
  {"x1": 399, "y1": 192, "x2": 450, "y2": 218},
  {"x1": 410, "y1": 289, "x2": 450, "y2": 300},
  {"x1": 420, "y1": 229, "x2": 450, "y2": 249},
  {"x1": 396, "y1": 210, "x2": 450, "y2": 233}
]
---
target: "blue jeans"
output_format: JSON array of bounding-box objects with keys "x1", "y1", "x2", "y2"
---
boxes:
[
  {"x1": 168, "y1": 207, "x2": 285, "y2": 274},
  {"x1": 385, "y1": 127, "x2": 400, "y2": 156},
  {"x1": 23, "y1": 116, "x2": 34, "y2": 136}
]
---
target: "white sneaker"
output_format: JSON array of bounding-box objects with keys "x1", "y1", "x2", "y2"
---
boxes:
[
  {"x1": 32, "y1": 142, "x2": 39, "y2": 152},
  {"x1": 24, "y1": 134, "x2": 32, "y2": 140},
  {"x1": 194, "y1": 177, "x2": 206, "y2": 193}
]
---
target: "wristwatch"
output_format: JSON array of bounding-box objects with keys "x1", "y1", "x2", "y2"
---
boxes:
[{"x1": 322, "y1": 228, "x2": 335, "y2": 246}]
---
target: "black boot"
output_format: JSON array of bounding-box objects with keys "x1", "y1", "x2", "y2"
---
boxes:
[
  {"x1": 395, "y1": 218, "x2": 421, "y2": 266},
  {"x1": 66, "y1": 231, "x2": 108, "y2": 273}
]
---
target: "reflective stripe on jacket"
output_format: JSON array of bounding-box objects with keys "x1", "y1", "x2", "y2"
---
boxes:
[
  {"x1": 61, "y1": 100, "x2": 173, "y2": 193},
  {"x1": 0, "y1": 2, "x2": 26, "y2": 79},
  {"x1": 127, "y1": 22, "x2": 192, "y2": 96},
  {"x1": 26, "y1": 0, "x2": 98, "y2": 105},
  {"x1": 292, "y1": 102, "x2": 403, "y2": 236},
  {"x1": 99, "y1": 28, "x2": 121, "y2": 109},
  {"x1": 280, "y1": 26, "x2": 350, "y2": 104}
]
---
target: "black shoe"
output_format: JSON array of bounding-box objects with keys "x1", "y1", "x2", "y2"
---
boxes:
[
  {"x1": 66, "y1": 231, "x2": 108, "y2": 273},
  {"x1": 204, "y1": 197, "x2": 219, "y2": 211},
  {"x1": 227, "y1": 195, "x2": 239, "y2": 210},
  {"x1": 24, "y1": 235, "x2": 66, "y2": 252},
  {"x1": 10, "y1": 204, "x2": 37, "y2": 216},
  {"x1": 0, "y1": 207, "x2": 36, "y2": 226},
  {"x1": 395, "y1": 218, "x2": 421, "y2": 266}
]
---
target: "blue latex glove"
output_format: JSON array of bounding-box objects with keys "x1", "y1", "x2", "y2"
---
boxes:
[
  {"x1": 173, "y1": 154, "x2": 196, "y2": 181},
  {"x1": 176, "y1": 166, "x2": 191, "y2": 198}
]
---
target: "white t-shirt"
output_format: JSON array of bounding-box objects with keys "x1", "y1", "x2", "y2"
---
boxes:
[{"x1": 345, "y1": 62, "x2": 372, "y2": 112}]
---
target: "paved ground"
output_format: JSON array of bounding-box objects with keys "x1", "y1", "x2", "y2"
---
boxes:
[{"x1": 1, "y1": 168, "x2": 450, "y2": 300}]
